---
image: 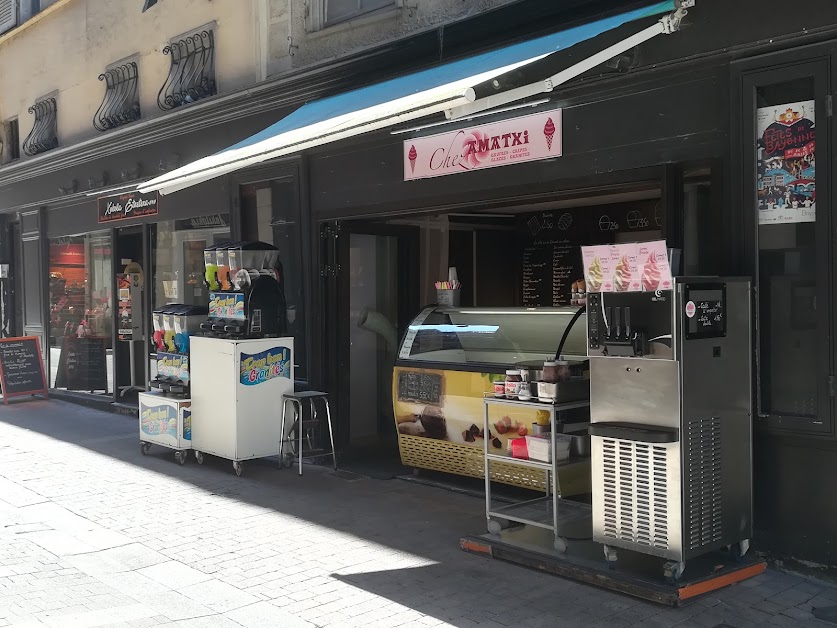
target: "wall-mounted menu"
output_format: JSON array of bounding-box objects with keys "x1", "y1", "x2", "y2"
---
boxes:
[
  {"x1": 0, "y1": 336, "x2": 48, "y2": 404},
  {"x1": 520, "y1": 201, "x2": 660, "y2": 307},
  {"x1": 54, "y1": 336, "x2": 109, "y2": 392}
]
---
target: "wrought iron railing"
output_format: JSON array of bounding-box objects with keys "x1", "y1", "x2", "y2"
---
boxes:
[
  {"x1": 94, "y1": 62, "x2": 140, "y2": 132},
  {"x1": 157, "y1": 30, "x2": 216, "y2": 111},
  {"x1": 22, "y1": 98, "x2": 58, "y2": 156}
]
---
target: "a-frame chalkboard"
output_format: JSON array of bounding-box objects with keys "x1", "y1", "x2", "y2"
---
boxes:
[{"x1": 0, "y1": 336, "x2": 48, "y2": 404}]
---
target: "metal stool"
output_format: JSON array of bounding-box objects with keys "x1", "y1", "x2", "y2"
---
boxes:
[{"x1": 280, "y1": 391, "x2": 337, "y2": 475}]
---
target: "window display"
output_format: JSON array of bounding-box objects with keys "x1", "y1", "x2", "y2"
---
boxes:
[{"x1": 48, "y1": 232, "x2": 113, "y2": 393}]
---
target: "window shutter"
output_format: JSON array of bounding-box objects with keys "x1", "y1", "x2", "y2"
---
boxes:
[{"x1": 0, "y1": 0, "x2": 17, "y2": 35}]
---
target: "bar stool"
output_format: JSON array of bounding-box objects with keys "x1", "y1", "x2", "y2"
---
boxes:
[{"x1": 280, "y1": 391, "x2": 337, "y2": 475}]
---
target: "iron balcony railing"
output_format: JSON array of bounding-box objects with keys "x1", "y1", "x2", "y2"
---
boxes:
[
  {"x1": 94, "y1": 62, "x2": 141, "y2": 132},
  {"x1": 158, "y1": 30, "x2": 216, "y2": 111},
  {"x1": 22, "y1": 98, "x2": 58, "y2": 156}
]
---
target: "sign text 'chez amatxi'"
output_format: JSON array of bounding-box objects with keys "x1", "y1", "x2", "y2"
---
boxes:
[
  {"x1": 403, "y1": 110, "x2": 562, "y2": 181},
  {"x1": 97, "y1": 191, "x2": 159, "y2": 224}
]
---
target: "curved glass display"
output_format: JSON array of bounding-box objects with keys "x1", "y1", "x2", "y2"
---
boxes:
[{"x1": 398, "y1": 306, "x2": 588, "y2": 367}]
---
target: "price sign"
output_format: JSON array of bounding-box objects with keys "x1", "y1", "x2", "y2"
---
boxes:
[
  {"x1": 685, "y1": 284, "x2": 726, "y2": 340},
  {"x1": 0, "y1": 336, "x2": 48, "y2": 404}
]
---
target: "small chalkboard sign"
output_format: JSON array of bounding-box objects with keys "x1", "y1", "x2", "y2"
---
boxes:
[
  {"x1": 0, "y1": 336, "x2": 48, "y2": 404},
  {"x1": 685, "y1": 284, "x2": 726, "y2": 340},
  {"x1": 54, "y1": 336, "x2": 109, "y2": 392},
  {"x1": 397, "y1": 371, "x2": 443, "y2": 405}
]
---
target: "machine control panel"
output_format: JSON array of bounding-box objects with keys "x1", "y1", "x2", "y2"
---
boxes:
[{"x1": 587, "y1": 291, "x2": 673, "y2": 358}]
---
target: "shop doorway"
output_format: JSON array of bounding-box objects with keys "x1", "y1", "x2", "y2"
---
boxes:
[
  {"x1": 338, "y1": 224, "x2": 419, "y2": 461},
  {"x1": 114, "y1": 227, "x2": 146, "y2": 402}
]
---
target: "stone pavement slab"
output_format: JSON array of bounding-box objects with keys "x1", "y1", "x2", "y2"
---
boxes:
[{"x1": 0, "y1": 399, "x2": 836, "y2": 627}]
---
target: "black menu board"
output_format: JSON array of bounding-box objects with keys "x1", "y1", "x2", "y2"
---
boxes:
[
  {"x1": 685, "y1": 284, "x2": 726, "y2": 339},
  {"x1": 0, "y1": 337, "x2": 48, "y2": 403},
  {"x1": 54, "y1": 336, "x2": 109, "y2": 392},
  {"x1": 397, "y1": 371, "x2": 443, "y2": 405},
  {"x1": 520, "y1": 202, "x2": 660, "y2": 307}
]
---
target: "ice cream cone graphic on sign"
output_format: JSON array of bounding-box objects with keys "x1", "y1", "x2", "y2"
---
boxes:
[
  {"x1": 408, "y1": 145, "x2": 417, "y2": 174},
  {"x1": 543, "y1": 118, "x2": 555, "y2": 151}
]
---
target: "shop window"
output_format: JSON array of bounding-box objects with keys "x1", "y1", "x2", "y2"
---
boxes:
[
  {"x1": 149, "y1": 215, "x2": 231, "y2": 378},
  {"x1": 48, "y1": 232, "x2": 113, "y2": 394},
  {"x1": 240, "y1": 179, "x2": 306, "y2": 379}
]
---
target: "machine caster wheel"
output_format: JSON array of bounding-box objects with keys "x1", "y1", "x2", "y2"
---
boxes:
[
  {"x1": 553, "y1": 537, "x2": 567, "y2": 554},
  {"x1": 282, "y1": 454, "x2": 293, "y2": 469},
  {"x1": 603, "y1": 545, "x2": 618, "y2": 570},
  {"x1": 195, "y1": 451, "x2": 204, "y2": 465},
  {"x1": 664, "y1": 560, "x2": 686, "y2": 584},
  {"x1": 487, "y1": 519, "x2": 505, "y2": 535},
  {"x1": 175, "y1": 451, "x2": 187, "y2": 465},
  {"x1": 140, "y1": 442, "x2": 151, "y2": 455},
  {"x1": 729, "y1": 539, "x2": 750, "y2": 563},
  {"x1": 233, "y1": 461, "x2": 243, "y2": 477}
]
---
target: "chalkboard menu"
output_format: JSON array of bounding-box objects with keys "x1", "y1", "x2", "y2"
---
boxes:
[
  {"x1": 397, "y1": 371, "x2": 443, "y2": 405},
  {"x1": 685, "y1": 284, "x2": 726, "y2": 340},
  {"x1": 520, "y1": 202, "x2": 660, "y2": 307},
  {"x1": 0, "y1": 337, "x2": 48, "y2": 404},
  {"x1": 54, "y1": 336, "x2": 109, "y2": 392}
]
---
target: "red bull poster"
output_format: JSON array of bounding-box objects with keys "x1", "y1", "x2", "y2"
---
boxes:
[
  {"x1": 757, "y1": 100, "x2": 816, "y2": 225},
  {"x1": 404, "y1": 110, "x2": 561, "y2": 180}
]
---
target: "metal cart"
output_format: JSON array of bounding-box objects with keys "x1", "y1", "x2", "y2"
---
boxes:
[{"x1": 483, "y1": 396, "x2": 591, "y2": 553}]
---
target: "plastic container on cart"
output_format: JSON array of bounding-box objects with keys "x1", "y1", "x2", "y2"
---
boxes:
[{"x1": 139, "y1": 391, "x2": 192, "y2": 465}]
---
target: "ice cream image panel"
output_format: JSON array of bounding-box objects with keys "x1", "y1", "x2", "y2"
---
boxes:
[
  {"x1": 587, "y1": 257, "x2": 604, "y2": 292},
  {"x1": 544, "y1": 118, "x2": 556, "y2": 151},
  {"x1": 408, "y1": 145, "x2": 417, "y2": 173},
  {"x1": 614, "y1": 255, "x2": 631, "y2": 292},
  {"x1": 642, "y1": 253, "x2": 661, "y2": 291}
]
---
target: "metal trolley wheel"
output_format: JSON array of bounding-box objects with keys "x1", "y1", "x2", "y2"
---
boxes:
[
  {"x1": 175, "y1": 451, "x2": 188, "y2": 465},
  {"x1": 664, "y1": 560, "x2": 686, "y2": 583},
  {"x1": 194, "y1": 451, "x2": 204, "y2": 465},
  {"x1": 232, "y1": 461, "x2": 243, "y2": 477},
  {"x1": 140, "y1": 442, "x2": 151, "y2": 455}
]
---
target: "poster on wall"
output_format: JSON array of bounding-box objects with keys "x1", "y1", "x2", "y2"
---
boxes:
[
  {"x1": 581, "y1": 241, "x2": 672, "y2": 293},
  {"x1": 757, "y1": 100, "x2": 816, "y2": 225}
]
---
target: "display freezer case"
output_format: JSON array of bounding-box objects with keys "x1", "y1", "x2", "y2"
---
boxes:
[{"x1": 393, "y1": 306, "x2": 590, "y2": 491}]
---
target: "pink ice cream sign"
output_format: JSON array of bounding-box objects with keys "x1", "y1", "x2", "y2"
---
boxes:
[
  {"x1": 403, "y1": 110, "x2": 562, "y2": 180},
  {"x1": 581, "y1": 241, "x2": 672, "y2": 293}
]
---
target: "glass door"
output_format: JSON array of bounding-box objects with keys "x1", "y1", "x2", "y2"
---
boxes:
[{"x1": 741, "y1": 59, "x2": 833, "y2": 435}]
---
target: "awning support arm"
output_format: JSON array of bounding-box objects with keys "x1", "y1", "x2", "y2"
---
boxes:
[{"x1": 445, "y1": 1, "x2": 693, "y2": 120}]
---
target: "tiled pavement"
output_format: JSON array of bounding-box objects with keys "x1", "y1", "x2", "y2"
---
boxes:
[{"x1": 0, "y1": 400, "x2": 836, "y2": 627}]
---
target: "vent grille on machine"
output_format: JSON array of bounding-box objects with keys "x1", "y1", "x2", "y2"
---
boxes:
[
  {"x1": 601, "y1": 438, "x2": 669, "y2": 550},
  {"x1": 687, "y1": 417, "x2": 722, "y2": 550}
]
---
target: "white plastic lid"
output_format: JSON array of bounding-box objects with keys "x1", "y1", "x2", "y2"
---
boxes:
[
  {"x1": 543, "y1": 361, "x2": 557, "y2": 367},
  {"x1": 506, "y1": 369, "x2": 519, "y2": 376}
]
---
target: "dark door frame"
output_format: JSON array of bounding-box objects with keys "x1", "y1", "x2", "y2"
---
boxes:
[{"x1": 731, "y1": 42, "x2": 835, "y2": 438}]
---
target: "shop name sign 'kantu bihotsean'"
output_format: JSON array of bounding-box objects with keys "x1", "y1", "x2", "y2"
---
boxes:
[
  {"x1": 404, "y1": 110, "x2": 562, "y2": 180},
  {"x1": 98, "y1": 191, "x2": 159, "y2": 224}
]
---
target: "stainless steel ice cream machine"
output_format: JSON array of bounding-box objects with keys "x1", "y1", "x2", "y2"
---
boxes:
[{"x1": 587, "y1": 278, "x2": 752, "y2": 582}]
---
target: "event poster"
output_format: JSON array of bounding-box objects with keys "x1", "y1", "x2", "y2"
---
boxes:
[{"x1": 757, "y1": 100, "x2": 816, "y2": 225}]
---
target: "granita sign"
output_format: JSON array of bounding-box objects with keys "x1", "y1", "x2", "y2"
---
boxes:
[{"x1": 404, "y1": 110, "x2": 561, "y2": 181}]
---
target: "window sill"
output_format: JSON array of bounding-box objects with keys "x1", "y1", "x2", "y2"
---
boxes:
[
  {"x1": 0, "y1": 0, "x2": 75, "y2": 48},
  {"x1": 307, "y1": 6, "x2": 399, "y2": 40}
]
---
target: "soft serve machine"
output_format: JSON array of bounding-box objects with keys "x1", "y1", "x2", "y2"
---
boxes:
[
  {"x1": 587, "y1": 277, "x2": 752, "y2": 582},
  {"x1": 189, "y1": 241, "x2": 294, "y2": 476}
]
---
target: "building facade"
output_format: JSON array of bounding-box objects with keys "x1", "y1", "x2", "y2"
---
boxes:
[{"x1": 1, "y1": 0, "x2": 837, "y2": 568}]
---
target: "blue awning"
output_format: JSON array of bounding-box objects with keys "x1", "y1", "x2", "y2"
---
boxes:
[{"x1": 141, "y1": 1, "x2": 678, "y2": 195}]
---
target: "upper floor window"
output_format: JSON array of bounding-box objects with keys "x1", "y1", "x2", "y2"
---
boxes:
[
  {"x1": 0, "y1": 0, "x2": 60, "y2": 34},
  {"x1": 1, "y1": 118, "x2": 20, "y2": 164},
  {"x1": 308, "y1": 0, "x2": 395, "y2": 31},
  {"x1": 94, "y1": 60, "x2": 140, "y2": 132},
  {"x1": 158, "y1": 26, "x2": 216, "y2": 111},
  {"x1": 23, "y1": 97, "x2": 57, "y2": 156},
  {"x1": 0, "y1": 0, "x2": 18, "y2": 35}
]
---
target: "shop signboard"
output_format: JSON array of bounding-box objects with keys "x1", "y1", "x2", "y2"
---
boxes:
[
  {"x1": 54, "y1": 336, "x2": 108, "y2": 392},
  {"x1": 98, "y1": 191, "x2": 159, "y2": 224},
  {"x1": 0, "y1": 336, "x2": 48, "y2": 404},
  {"x1": 403, "y1": 110, "x2": 561, "y2": 180},
  {"x1": 756, "y1": 100, "x2": 816, "y2": 225},
  {"x1": 581, "y1": 241, "x2": 672, "y2": 293}
]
